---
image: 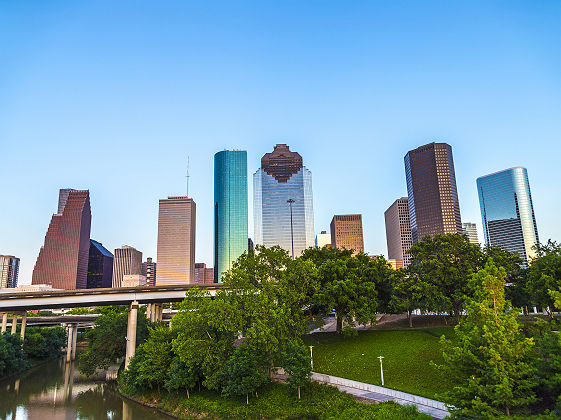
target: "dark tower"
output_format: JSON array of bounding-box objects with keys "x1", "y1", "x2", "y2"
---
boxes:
[{"x1": 405, "y1": 142, "x2": 462, "y2": 243}]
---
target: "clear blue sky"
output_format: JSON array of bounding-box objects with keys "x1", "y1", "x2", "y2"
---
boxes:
[{"x1": 1, "y1": 1, "x2": 560, "y2": 285}]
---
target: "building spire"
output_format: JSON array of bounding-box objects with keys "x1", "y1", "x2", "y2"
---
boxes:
[{"x1": 186, "y1": 156, "x2": 190, "y2": 197}]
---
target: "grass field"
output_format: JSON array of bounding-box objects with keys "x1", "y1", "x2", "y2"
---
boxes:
[
  {"x1": 131, "y1": 381, "x2": 432, "y2": 420},
  {"x1": 303, "y1": 326, "x2": 454, "y2": 399}
]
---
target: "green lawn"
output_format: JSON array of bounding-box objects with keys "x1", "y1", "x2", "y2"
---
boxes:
[
  {"x1": 131, "y1": 381, "x2": 432, "y2": 420},
  {"x1": 303, "y1": 327, "x2": 454, "y2": 400}
]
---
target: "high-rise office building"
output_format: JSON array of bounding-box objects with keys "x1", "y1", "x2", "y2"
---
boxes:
[
  {"x1": 405, "y1": 142, "x2": 462, "y2": 243},
  {"x1": 32, "y1": 189, "x2": 91, "y2": 289},
  {"x1": 142, "y1": 257, "x2": 157, "y2": 286},
  {"x1": 384, "y1": 197, "x2": 413, "y2": 267},
  {"x1": 194, "y1": 262, "x2": 214, "y2": 284},
  {"x1": 477, "y1": 167, "x2": 539, "y2": 264},
  {"x1": 330, "y1": 215, "x2": 364, "y2": 255},
  {"x1": 112, "y1": 245, "x2": 143, "y2": 288},
  {"x1": 157, "y1": 196, "x2": 196, "y2": 284},
  {"x1": 214, "y1": 150, "x2": 248, "y2": 282},
  {"x1": 86, "y1": 240, "x2": 114, "y2": 289},
  {"x1": 0, "y1": 255, "x2": 20, "y2": 288},
  {"x1": 315, "y1": 231, "x2": 331, "y2": 248},
  {"x1": 254, "y1": 144, "x2": 314, "y2": 258},
  {"x1": 462, "y1": 222, "x2": 479, "y2": 246}
]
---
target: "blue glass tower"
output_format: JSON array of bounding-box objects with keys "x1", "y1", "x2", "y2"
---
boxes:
[
  {"x1": 477, "y1": 167, "x2": 539, "y2": 264},
  {"x1": 253, "y1": 144, "x2": 314, "y2": 258},
  {"x1": 214, "y1": 150, "x2": 248, "y2": 282}
]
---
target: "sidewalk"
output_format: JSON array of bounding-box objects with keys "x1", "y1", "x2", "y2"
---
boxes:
[{"x1": 311, "y1": 372, "x2": 450, "y2": 419}]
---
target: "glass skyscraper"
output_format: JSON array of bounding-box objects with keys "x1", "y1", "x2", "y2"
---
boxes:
[
  {"x1": 214, "y1": 150, "x2": 248, "y2": 282},
  {"x1": 477, "y1": 167, "x2": 539, "y2": 264},
  {"x1": 254, "y1": 144, "x2": 314, "y2": 258}
]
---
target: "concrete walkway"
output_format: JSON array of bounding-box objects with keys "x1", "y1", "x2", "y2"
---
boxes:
[{"x1": 311, "y1": 372, "x2": 450, "y2": 419}]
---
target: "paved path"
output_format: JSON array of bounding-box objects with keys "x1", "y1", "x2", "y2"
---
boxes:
[{"x1": 311, "y1": 372, "x2": 450, "y2": 419}]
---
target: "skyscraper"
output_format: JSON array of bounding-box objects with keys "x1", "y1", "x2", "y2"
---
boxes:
[
  {"x1": 405, "y1": 142, "x2": 462, "y2": 243},
  {"x1": 112, "y1": 245, "x2": 143, "y2": 288},
  {"x1": 87, "y1": 240, "x2": 114, "y2": 289},
  {"x1": 315, "y1": 231, "x2": 331, "y2": 248},
  {"x1": 32, "y1": 189, "x2": 91, "y2": 289},
  {"x1": 462, "y1": 222, "x2": 479, "y2": 246},
  {"x1": 384, "y1": 198, "x2": 413, "y2": 267},
  {"x1": 330, "y1": 215, "x2": 364, "y2": 255},
  {"x1": 254, "y1": 144, "x2": 314, "y2": 258},
  {"x1": 477, "y1": 167, "x2": 539, "y2": 264},
  {"x1": 0, "y1": 255, "x2": 20, "y2": 288},
  {"x1": 214, "y1": 150, "x2": 248, "y2": 282},
  {"x1": 157, "y1": 196, "x2": 196, "y2": 284},
  {"x1": 194, "y1": 262, "x2": 215, "y2": 284},
  {"x1": 142, "y1": 257, "x2": 157, "y2": 286}
]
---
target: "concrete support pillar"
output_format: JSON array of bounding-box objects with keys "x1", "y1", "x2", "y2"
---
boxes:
[
  {"x1": 66, "y1": 325, "x2": 73, "y2": 363},
  {"x1": 71, "y1": 324, "x2": 78, "y2": 360},
  {"x1": 11, "y1": 314, "x2": 18, "y2": 334},
  {"x1": 125, "y1": 301, "x2": 138, "y2": 370},
  {"x1": 1, "y1": 313, "x2": 7, "y2": 333},
  {"x1": 146, "y1": 303, "x2": 152, "y2": 320},
  {"x1": 20, "y1": 313, "x2": 27, "y2": 340}
]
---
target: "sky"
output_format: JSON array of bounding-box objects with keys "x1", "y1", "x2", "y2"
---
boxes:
[{"x1": 1, "y1": 1, "x2": 560, "y2": 285}]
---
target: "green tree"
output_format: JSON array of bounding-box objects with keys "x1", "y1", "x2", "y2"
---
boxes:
[
  {"x1": 165, "y1": 356, "x2": 202, "y2": 398},
  {"x1": 79, "y1": 305, "x2": 150, "y2": 376},
  {"x1": 302, "y1": 247, "x2": 379, "y2": 334},
  {"x1": 527, "y1": 241, "x2": 561, "y2": 316},
  {"x1": 132, "y1": 324, "x2": 174, "y2": 391},
  {"x1": 281, "y1": 340, "x2": 311, "y2": 399},
  {"x1": 436, "y1": 259, "x2": 536, "y2": 417},
  {"x1": 390, "y1": 269, "x2": 429, "y2": 328},
  {"x1": 0, "y1": 334, "x2": 29, "y2": 377},
  {"x1": 408, "y1": 234, "x2": 483, "y2": 324},
  {"x1": 217, "y1": 344, "x2": 269, "y2": 404},
  {"x1": 171, "y1": 287, "x2": 241, "y2": 390}
]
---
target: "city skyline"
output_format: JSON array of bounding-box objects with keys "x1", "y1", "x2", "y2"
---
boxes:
[{"x1": 2, "y1": 2, "x2": 560, "y2": 284}]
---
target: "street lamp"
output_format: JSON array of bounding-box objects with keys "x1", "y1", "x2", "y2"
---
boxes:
[
  {"x1": 378, "y1": 355, "x2": 385, "y2": 386},
  {"x1": 287, "y1": 199, "x2": 295, "y2": 260},
  {"x1": 309, "y1": 345, "x2": 314, "y2": 370}
]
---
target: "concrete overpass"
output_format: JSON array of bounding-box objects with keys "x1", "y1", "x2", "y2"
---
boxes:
[{"x1": 0, "y1": 283, "x2": 222, "y2": 367}]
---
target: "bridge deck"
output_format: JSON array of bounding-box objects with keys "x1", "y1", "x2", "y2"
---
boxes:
[{"x1": 0, "y1": 284, "x2": 221, "y2": 311}]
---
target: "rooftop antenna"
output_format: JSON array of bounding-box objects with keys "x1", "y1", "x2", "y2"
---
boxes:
[{"x1": 186, "y1": 156, "x2": 190, "y2": 197}]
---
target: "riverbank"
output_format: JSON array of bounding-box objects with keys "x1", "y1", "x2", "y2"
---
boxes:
[{"x1": 121, "y1": 381, "x2": 433, "y2": 420}]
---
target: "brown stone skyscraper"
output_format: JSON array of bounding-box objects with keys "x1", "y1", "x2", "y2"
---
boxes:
[
  {"x1": 32, "y1": 189, "x2": 91, "y2": 289},
  {"x1": 330, "y1": 214, "x2": 364, "y2": 255},
  {"x1": 405, "y1": 142, "x2": 462, "y2": 243},
  {"x1": 156, "y1": 196, "x2": 196, "y2": 285},
  {"x1": 384, "y1": 198, "x2": 413, "y2": 267}
]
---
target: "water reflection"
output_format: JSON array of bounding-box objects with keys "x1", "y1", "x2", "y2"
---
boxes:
[{"x1": 0, "y1": 358, "x2": 169, "y2": 420}]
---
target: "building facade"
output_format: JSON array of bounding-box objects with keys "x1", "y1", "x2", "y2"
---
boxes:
[
  {"x1": 214, "y1": 150, "x2": 248, "y2": 282},
  {"x1": 157, "y1": 196, "x2": 196, "y2": 285},
  {"x1": 330, "y1": 215, "x2": 364, "y2": 254},
  {"x1": 384, "y1": 197, "x2": 413, "y2": 267},
  {"x1": 142, "y1": 257, "x2": 157, "y2": 286},
  {"x1": 0, "y1": 255, "x2": 20, "y2": 288},
  {"x1": 112, "y1": 246, "x2": 143, "y2": 288},
  {"x1": 462, "y1": 222, "x2": 479, "y2": 246},
  {"x1": 405, "y1": 142, "x2": 462, "y2": 243},
  {"x1": 315, "y1": 231, "x2": 331, "y2": 248},
  {"x1": 194, "y1": 262, "x2": 215, "y2": 284},
  {"x1": 477, "y1": 167, "x2": 539, "y2": 264},
  {"x1": 86, "y1": 240, "x2": 114, "y2": 289},
  {"x1": 32, "y1": 189, "x2": 91, "y2": 289},
  {"x1": 253, "y1": 144, "x2": 314, "y2": 258}
]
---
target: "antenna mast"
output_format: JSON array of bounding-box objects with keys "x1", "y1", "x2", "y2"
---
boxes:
[{"x1": 186, "y1": 156, "x2": 190, "y2": 197}]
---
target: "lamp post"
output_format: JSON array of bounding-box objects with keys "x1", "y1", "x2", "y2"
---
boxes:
[
  {"x1": 287, "y1": 199, "x2": 295, "y2": 260},
  {"x1": 309, "y1": 345, "x2": 314, "y2": 370},
  {"x1": 378, "y1": 355, "x2": 385, "y2": 386}
]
